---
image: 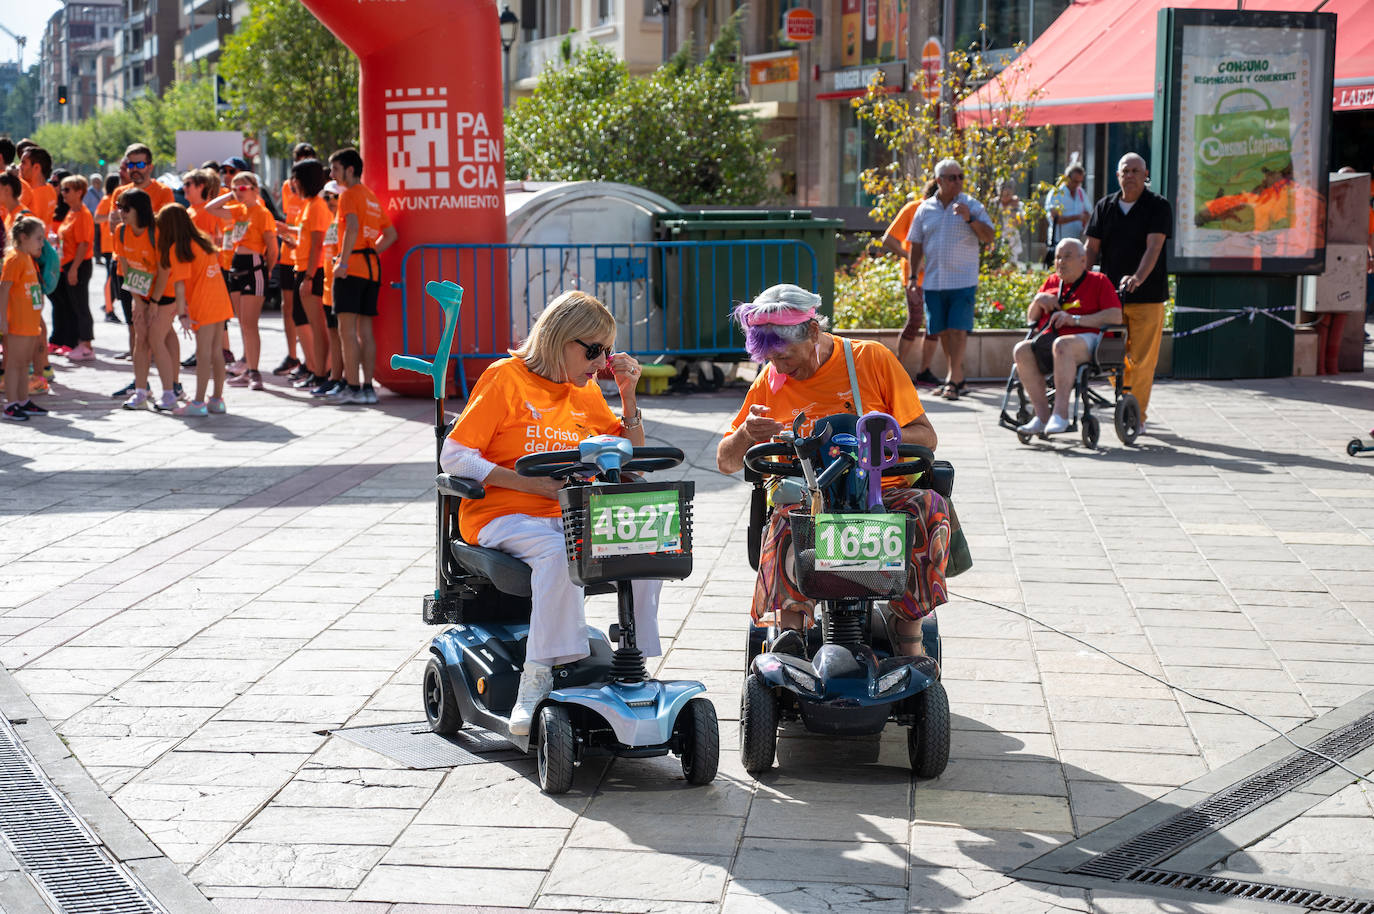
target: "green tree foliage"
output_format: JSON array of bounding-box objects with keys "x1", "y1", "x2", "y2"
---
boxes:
[
  {"x1": 834, "y1": 253, "x2": 1047, "y2": 331},
  {"x1": 218, "y1": 0, "x2": 359, "y2": 158},
  {"x1": 505, "y1": 27, "x2": 774, "y2": 205},
  {"x1": 33, "y1": 66, "x2": 219, "y2": 172},
  {"x1": 1, "y1": 65, "x2": 39, "y2": 141}
]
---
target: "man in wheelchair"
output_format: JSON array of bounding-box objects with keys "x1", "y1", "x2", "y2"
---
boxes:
[{"x1": 1013, "y1": 238, "x2": 1123, "y2": 436}]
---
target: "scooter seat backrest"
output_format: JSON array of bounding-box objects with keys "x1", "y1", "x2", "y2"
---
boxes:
[{"x1": 450, "y1": 541, "x2": 533, "y2": 597}]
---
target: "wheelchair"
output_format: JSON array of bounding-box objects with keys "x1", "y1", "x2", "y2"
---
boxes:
[
  {"x1": 737, "y1": 410, "x2": 956, "y2": 777},
  {"x1": 996, "y1": 323, "x2": 1141, "y2": 448}
]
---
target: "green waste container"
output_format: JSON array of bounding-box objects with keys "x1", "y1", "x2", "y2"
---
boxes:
[
  {"x1": 1171, "y1": 274, "x2": 1296, "y2": 379},
  {"x1": 651, "y1": 210, "x2": 842, "y2": 357}
]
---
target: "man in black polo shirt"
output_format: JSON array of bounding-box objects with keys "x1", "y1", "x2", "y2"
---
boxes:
[{"x1": 1085, "y1": 153, "x2": 1172, "y2": 433}]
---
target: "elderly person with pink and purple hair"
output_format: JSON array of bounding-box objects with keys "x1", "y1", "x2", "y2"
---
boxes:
[{"x1": 716, "y1": 284, "x2": 952, "y2": 657}]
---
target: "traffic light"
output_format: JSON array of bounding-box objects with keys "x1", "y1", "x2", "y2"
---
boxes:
[
  {"x1": 98, "y1": 157, "x2": 106, "y2": 167},
  {"x1": 57, "y1": 84, "x2": 68, "y2": 105}
]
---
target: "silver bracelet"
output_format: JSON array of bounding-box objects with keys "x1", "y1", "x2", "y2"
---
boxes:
[{"x1": 622, "y1": 408, "x2": 643, "y2": 429}]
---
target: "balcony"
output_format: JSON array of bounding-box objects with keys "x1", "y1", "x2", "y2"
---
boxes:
[
  {"x1": 184, "y1": 0, "x2": 219, "y2": 16},
  {"x1": 183, "y1": 21, "x2": 219, "y2": 61},
  {"x1": 514, "y1": 25, "x2": 617, "y2": 83}
]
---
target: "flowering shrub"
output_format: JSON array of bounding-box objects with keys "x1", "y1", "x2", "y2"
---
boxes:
[{"x1": 834, "y1": 255, "x2": 1051, "y2": 331}]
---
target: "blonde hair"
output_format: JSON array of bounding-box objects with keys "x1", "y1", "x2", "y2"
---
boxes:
[
  {"x1": 231, "y1": 171, "x2": 259, "y2": 189},
  {"x1": 511, "y1": 290, "x2": 615, "y2": 382},
  {"x1": 60, "y1": 174, "x2": 88, "y2": 197}
]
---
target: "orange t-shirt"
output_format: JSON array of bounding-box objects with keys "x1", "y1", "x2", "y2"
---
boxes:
[
  {"x1": 111, "y1": 180, "x2": 175, "y2": 217},
  {"x1": 727, "y1": 336, "x2": 925, "y2": 488},
  {"x1": 336, "y1": 182, "x2": 390, "y2": 279},
  {"x1": 58, "y1": 207, "x2": 95, "y2": 264},
  {"x1": 169, "y1": 243, "x2": 234, "y2": 329},
  {"x1": 225, "y1": 201, "x2": 275, "y2": 256},
  {"x1": 116, "y1": 225, "x2": 159, "y2": 296},
  {"x1": 188, "y1": 204, "x2": 224, "y2": 248},
  {"x1": 447, "y1": 357, "x2": 624, "y2": 542},
  {"x1": 21, "y1": 181, "x2": 57, "y2": 228},
  {"x1": 2, "y1": 248, "x2": 44, "y2": 336},
  {"x1": 293, "y1": 196, "x2": 332, "y2": 270},
  {"x1": 96, "y1": 194, "x2": 115, "y2": 251}
]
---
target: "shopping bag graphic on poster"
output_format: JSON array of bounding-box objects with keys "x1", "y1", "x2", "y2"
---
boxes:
[{"x1": 1193, "y1": 88, "x2": 1296, "y2": 233}]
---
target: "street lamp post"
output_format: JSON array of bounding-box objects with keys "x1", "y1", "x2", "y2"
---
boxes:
[
  {"x1": 656, "y1": 0, "x2": 672, "y2": 63},
  {"x1": 499, "y1": 5, "x2": 519, "y2": 110}
]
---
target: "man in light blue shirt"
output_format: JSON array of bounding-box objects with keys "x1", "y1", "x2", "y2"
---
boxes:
[
  {"x1": 1045, "y1": 162, "x2": 1091, "y2": 247},
  {"x1": 906, "y1": 158, "x2": 994, "y2": 400}
]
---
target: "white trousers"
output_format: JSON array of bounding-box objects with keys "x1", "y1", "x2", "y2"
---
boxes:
[{"x1": 477, "y1": 513, "x2": 663, "y2": 667}]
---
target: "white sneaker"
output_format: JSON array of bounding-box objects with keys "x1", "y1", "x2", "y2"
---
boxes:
[
  {"x1": 122, "y1": 389, "x2": 149, "y2": 410},
  {"x1": 153, "y1": 390, "x2": 178, "y2": 412},
  {"x1": 508, "y1": 661, "x2": 554, "y2": 736},
  {"x1": 1045, "y1": 414, "x2": 1071, "y2": 435},
  {"x1": 1017, "y1": 415, "x2": 1046, "y2": 435}
]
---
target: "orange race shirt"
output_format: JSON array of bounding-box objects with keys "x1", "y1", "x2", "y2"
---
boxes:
[
  {"x1": 224, "y1": 201, "x2": 275, "y2": 256},
  {"x1": 169, "y1": 244, "x2": 234, "y2": 329},
  {"x1": 447, "y1": 357, "x2": 624, "y2": 543},
  {"x1": 293, "y1": 196, "x2": 332, "y2": 270},
  {"x1": 336, "y1": 182, "x2": 389, "y2": 279},
  {"x1": 2, "y1": 248, "x2": 44, "y2": 336},
  {"x1": 727, "y1": 336, "x2": 925, "y2": 488},
  {"x1": 116, "y1": 225, "x2": 159, "y2": 296},
  {"x1": 20, "y1": 181, "x2": 57, "y2": 228},
  {"x1": 58, "y1": 207, "x2": 95, "y2": 264},
  {"x1": 111, "y1": 180, "x2": 175, "y2": 217},
  {"x1": 95, "y1": 194, "x2": 114, "y2": 250},
  {"x1": 886, "y1": 200, "x2": 921, "y2": 284},
  {"x1": 188, "y1": 204, "x2": 224, "y2": 249}
]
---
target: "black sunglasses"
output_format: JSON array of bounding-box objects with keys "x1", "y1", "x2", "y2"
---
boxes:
[{"x1": 572, "y1": 338, "x2": 610, "y2": 361}]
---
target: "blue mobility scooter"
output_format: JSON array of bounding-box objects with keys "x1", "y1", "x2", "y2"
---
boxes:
[
  {"x1": 738, "y1": 410, "x2": 952, "y2": 778},
  {"x1": 393, "y1": 281, "x2": 719, "y2": 795}
]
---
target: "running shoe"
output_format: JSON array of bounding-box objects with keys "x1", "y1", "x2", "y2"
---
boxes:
[
  {"x1": 173, "y1": 383, "x2": 187, "y2": 401},
  {"x1": 227, "y1": 359, "x2": 248, "y2": 375},
  {"x1": 248, "y1": 370, "x2": 264, "y2": 391},
  {"x1": 222, "y1": 349, "x2": 237, "y2": 365},
  {"x1": 41, "y1": 366, "x2": 54, "y2": 381},
  {"x1": 361, "y1": 385, "x2": 379, "y2": 405},
  {"x1": 115, "y1": 351, "x2": 132, "y2": 361},
  {"x1": 173, "y1": 400, "x2": 208, "y2": 417},
  {"x1": 3, "y1": 403, "x2": 28, "y2": 421},
  {"x1": 153, "y1": 391, "x2": 178, "y2": 412},
  {"x1": 67, "y1": 344, "x2": 95, "y2": 361},
  {"x1": 19, "y1": 400, "x2": 48, "y2": 415},
  {"x1": 207, "y1": 397, "x2": 227, "y2": 414},
  {"x1": 325, "y1": 382, "x2": 352, "y2": 400},
  {"x1": 914, "y1": 369, "x2": 941, "y2": 387},
  {"x1": 48, "y1": 343, "x2": 69, "y2": 355},
  {"x1": 122, "y1": 390, "x2": 150, "y2": 410},
  {"x1": 272, "y1": 356, "x2": 300, "y2": 376},
  {"x1": 292, "y1": 373, "x2": 319, "y2": 390},
  {"x1": 112, "y1": 381, "x2": 137, "y2": 397},
  {"x1": 309, "y1": 379, "x2": 334, "y2": 397},
  {"x1": 288, "y1": 365, "x2": 308, "y2": 381},
  {"x1": 104, "y1": 312, "x2": 122, "y2": 324},
  {"x1": 28, "y1": 376, "x2": 49, "y2": 395},
  {"x1": 181, "y1": 354, "x2": 197, "y2": 368},
  {"x1": 226, "y1": 371, "x2": 251, "y2": 388},
  {"x1": 339, "y1": 387, "x2": 368, "y2": 405}
]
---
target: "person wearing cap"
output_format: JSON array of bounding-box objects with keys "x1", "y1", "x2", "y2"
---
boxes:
[{"x1": 716, "y1": 284, "x2": 953, "y2": 658}]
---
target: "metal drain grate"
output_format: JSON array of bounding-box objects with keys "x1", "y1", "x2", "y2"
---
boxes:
[
  {"x1": 1126, "y1": 868, "x2": 1374, "y2": 913},
  {"x1": 1073, "y1": 712, "x2": 1374, "y2": 880},
  {"x1": 332, "y1": 721, "x2": 526, "y2": 769},
  {"x1": 0, "y1": 717, "x2": 168, "y2": 914}
]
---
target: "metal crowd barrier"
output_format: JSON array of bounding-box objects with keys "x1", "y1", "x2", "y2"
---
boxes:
[{"x1": 393, "y1": 240, "x2": 820, "y2": 398}]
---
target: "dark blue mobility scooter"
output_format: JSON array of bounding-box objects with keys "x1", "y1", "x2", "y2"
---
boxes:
[
  {"x1": 393, "y1": 282, "x2": 719, "y2": 795},
  {"x1": 738, "y1": 410, "x2": 953, "y2": 778}
]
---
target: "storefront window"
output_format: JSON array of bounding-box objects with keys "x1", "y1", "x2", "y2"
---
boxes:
[
  {"x1": 838, "y1": 104, "x2": 890, "y2": 208},
  {"x1": 952, "y1": 0, "x2": 1069, "y2": 52}
]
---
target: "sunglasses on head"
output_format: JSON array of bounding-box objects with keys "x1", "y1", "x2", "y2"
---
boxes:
[
  {"x1": 572, "y1": 338, "x2": 610, "y2": 361},
  {"x1": 127, "y1": 160, "x2": 149, "y2": 170}
]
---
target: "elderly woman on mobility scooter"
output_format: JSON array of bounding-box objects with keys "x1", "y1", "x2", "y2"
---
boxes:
[
  {"x1": 439, "y1": 290, "x2": 652, "y2": 736},
  {"x1": 1014, "y1": 238, "x2": 1123, "y2": 436},
  {"x1": 715, "y1": 284, "x2": 951, "y2": 656}
]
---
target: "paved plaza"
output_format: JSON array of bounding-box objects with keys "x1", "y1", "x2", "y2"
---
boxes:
[{"x1": 1, "y1": 306, "x2": 1373, "y2": 914}]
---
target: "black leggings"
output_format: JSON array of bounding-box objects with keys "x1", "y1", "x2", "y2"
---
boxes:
[{"x1": 50, "y1": 259, "x2": 95, "y2": 347}]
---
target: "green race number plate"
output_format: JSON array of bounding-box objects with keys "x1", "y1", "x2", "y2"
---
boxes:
[
  {"x1": 814, "y1": 514, "x2": 906, "y2": 571},
  {"x1": 589, "y1": 489, "x2": 681, "y2": 557}
]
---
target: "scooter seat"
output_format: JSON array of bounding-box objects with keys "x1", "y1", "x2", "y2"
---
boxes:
[{"x1": 450, "y1": 541, "x2": 534, "y2": 597}]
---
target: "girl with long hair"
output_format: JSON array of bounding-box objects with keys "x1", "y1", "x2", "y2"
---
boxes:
[{"x1": 156, "y1": 205, "x2": 234, "y2": 416}]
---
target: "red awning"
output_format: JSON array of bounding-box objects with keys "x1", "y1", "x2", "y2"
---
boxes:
[{"x1": 959, "y1": 0, "x2": 1374, "y2": 126}]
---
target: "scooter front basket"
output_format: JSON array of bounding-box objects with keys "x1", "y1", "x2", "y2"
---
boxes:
[
  {"x1": 789, "y1": 512, "x2": 914, "y2": 600},
  {"x1": 559, "y1": 481, "x2": 695, "y2": 587}
]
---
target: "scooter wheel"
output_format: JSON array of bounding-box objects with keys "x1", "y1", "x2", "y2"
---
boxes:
[
  {"x1": 679, "y1": 697, "x2": 720, "y2": 785},
  {"x1": 1349, "y1": 438, "x2": 1364, "y2": 457},
  {"x1": 422, "y1": 657, "x2": 462, "y2": 735},
  {"x1": 740, "y1": 673, "x2": 778, "y2": 776},
  {"x1": 907, "y1": 680, "x2": 950, "y2": 779},
  {"x1": 1081, "y1": 413, "x2": 1100, "y2": 449},
  {"x1": 536, "y1": 705, "x2": 576, "y2": 795},
  {"x1": 1115, "y1": 394, "x2": 1141, "y2": 446}
]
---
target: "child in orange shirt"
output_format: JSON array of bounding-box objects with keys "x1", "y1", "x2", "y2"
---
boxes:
[
  {"x1": 156, "y1": 205, "x2": 234, "y2": 416},
  {"x1": 1, "y1": 217, "x2": 49, "y2": 420}
]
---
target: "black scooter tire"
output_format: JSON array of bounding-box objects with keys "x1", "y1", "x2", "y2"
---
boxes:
[
  {"x1": 907, "y1": 680, "x2": 950, "y2": 779},
  {"x1": 679, "y1": 698, "x2": 720, "y2": 785},
  {"x1": 1349, "y1": 438, "x2": 1363, "y2": 457},
  {"x1": 423, "y1": 657, "x2": 462, "y2": 735},
  {"x1": 537, "y1": 705, "x2": 576, "y2": 795},
  {"x1": 740, "y1": 673, "x2": 778, "y2": 775}
]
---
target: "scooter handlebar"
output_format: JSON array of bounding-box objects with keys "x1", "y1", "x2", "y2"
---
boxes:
[
  {"x1": 744, "y1": 441, "x2": 933, "y2": 480},
  {"x1": 514, "y1": 446, "x2": 685, "y2": 478}
]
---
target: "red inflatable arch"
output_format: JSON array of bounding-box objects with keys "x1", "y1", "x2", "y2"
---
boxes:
[{"x1": 299, "y1": 1, "x2": 509, "y2": 396}]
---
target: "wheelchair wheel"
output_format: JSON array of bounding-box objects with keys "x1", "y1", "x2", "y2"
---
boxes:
[
  {"x1": 1115, "y1": 394, "x2": 1141, "y2": 446},
  {"x1": 907, "y1": 680, "x2": 950, "y2": 779},
  {"x1": 1349, "y1": 438, "x2": 1364, "y2": 457},
  {"x1": 740, "y1": 673, "x2": 778, "y2": 775},
  {"x1": 422, "y1": 657, "x2": 462, "y2": 735},
  {"x1": 1081, "y1": 412, "x2": 1100, "y2": 449},
  {"x1": 678, "y1": 697, "x2": 720, "y2": 785},
  {"x1": 1015, "y1": 406, "x2": 1033, "y2": 446},
  {"x1": 536, "y1": 705, "x2": 576, "y2": 795}
]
